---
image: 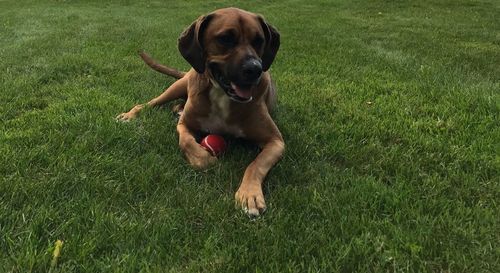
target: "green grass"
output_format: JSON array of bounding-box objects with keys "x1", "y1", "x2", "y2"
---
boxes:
[{"x1": 1, "y1": 0, "x2": 499, "y2": 272}]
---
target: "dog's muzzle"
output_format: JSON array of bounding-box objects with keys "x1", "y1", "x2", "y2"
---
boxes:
[{"x1": 209, "y1": 61, "x2": 263, "y2": 103}]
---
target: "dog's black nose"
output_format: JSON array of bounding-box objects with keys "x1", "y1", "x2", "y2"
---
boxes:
[{"x1": 241, "y1": 59, "x2": 263, "y2": 82}]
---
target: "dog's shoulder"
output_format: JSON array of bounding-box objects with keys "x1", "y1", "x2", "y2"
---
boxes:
[{"x1": 184, "y1": 69, "x2": 211, "y2": 95}]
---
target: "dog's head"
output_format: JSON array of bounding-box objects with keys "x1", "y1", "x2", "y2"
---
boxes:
[{"x1": 178, "y1": 8, "x2": 280, "y2": 103}]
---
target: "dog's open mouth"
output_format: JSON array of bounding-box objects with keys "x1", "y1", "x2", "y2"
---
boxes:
[{"x1": 210, "y1": 65, "x2": 253, "y2": 103}]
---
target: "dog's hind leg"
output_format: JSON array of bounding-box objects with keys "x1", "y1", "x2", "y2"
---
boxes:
[{"x1": 116, "y1": 76, "x2": 188, "y2": 122}]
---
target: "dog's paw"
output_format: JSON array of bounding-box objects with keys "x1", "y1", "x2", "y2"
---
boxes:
[
  {"x1": 116, "y1": 112, "x2": 136, "y2": 122},
  {"x1": 235, "y1": 182, "x2": 266, "y2": 218},
  {"x1": 116, "y1": 105, "x2": 144, "y2": 122},
  {"x1": 185, "y1": 145, "x2": 217, "y2": 170}
]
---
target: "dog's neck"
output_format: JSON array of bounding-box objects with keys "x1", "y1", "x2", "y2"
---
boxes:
[
  {"x1": 208, "y1": 82, "x2": 231, "y2": 120},
  {"x1": 196, "y1": 83, "x2": 245, "y2": 137}
]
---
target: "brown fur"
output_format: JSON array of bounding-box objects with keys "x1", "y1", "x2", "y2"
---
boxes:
[{"x1": 117, "y1": 8, "x2": 284, "y2": 217}]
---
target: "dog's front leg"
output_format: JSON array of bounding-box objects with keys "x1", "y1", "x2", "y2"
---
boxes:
[
  {"x1": 235, "y1": 137, "x2": 285, "y2": 217},
  {"x1": 177, "y1": 123, "x2": 217, "y2": 170}
]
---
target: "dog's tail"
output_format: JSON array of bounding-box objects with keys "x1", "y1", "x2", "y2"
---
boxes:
[{"x1": 139, "y1": 50, "x2": 186, "y2": 79}]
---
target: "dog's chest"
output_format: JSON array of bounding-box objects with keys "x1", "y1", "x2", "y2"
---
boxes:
[{"x1": 198, "y1": 86, "x2": 244, "y2": 137}]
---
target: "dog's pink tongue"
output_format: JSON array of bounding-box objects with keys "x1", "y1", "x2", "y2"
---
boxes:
[{"x1": 230, "y1": 83, "x2": 252, "y2": 99}]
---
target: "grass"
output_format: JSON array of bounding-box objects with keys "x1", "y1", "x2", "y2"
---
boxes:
[{"x1": 0, "y1": 0, "x2": 498, "y2": 272}]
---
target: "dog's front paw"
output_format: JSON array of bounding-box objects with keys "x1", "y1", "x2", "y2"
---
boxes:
[
  {"x1": 184, "y1": 144, "x2": 217, "y2": 170},
  {"x1": 235, "y1": 182, "x2": 266, "y2": 218}
]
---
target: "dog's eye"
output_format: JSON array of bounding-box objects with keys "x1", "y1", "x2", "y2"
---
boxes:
[
  {"x1": 252, "y1": 36, "x2": 264, "y2": 49},
  {"x1": 216, "y1": 34, "x2": 236, "y2": 48}
]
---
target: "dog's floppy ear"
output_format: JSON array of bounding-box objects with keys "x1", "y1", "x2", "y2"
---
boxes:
[
  {"x1": 178, "y1": 14, "x2": 213, "y2": 73},
  {"x1": 258, "y1": 16, "x2": 280, "y2": 71}
]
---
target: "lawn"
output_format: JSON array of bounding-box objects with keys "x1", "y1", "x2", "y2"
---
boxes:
[{"x1": 1, "y1": 0, "x2": 498, "y2": 272}]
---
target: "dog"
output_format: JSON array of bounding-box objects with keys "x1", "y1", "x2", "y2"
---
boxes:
[{"x1": 117, "y1": 8, "x2": 284, "y2": 217}]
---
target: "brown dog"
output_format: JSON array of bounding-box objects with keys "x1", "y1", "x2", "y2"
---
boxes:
[{"x1": 117, "y1": 8, "x2": 284, "y2": 217}]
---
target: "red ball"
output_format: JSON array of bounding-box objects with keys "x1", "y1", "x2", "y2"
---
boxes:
[{"x1": 200, "y1": 134, "x2": 227, "y2": 156}]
